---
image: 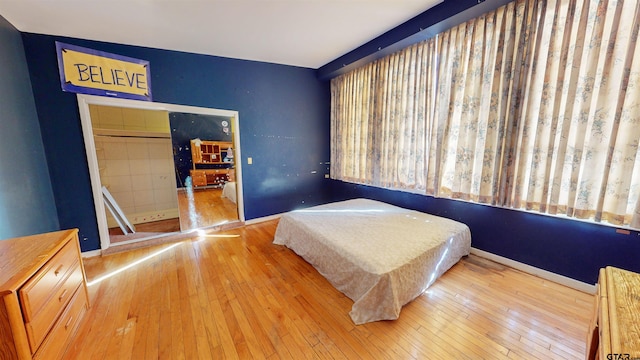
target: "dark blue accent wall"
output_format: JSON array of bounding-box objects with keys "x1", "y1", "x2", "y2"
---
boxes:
[
  {"x1": 326, "y1": 181, "x2": 640, "y2": 285},
  {"x1": 318, "y1": 0, "x2": 513, "y2": 80},
  {"x1": 21, "y1": 33, "x2": 331, "y2": 252},
  {"x1": 0, "y1": 16, "x2": 59, "y2": 240}
]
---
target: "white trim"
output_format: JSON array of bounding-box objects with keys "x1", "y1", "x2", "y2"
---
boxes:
[
  {"x1": 470, "y1": 248, "x2": 596, "y2": 294},
  {"x1": 77, "y1": 94, "x2": 245, "y2": 251},
  {"x1": 81, "y1": 249, "x2": 102, "y2": 258}
]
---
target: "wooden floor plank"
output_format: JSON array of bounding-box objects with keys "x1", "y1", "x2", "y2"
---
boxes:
[{"x1": 65, "y1": 219, "x2": 593, "y2": 359}]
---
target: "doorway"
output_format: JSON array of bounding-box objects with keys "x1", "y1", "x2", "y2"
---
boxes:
[{"x1": 77, "y1": 94, "x2": 244, "y2": 251}]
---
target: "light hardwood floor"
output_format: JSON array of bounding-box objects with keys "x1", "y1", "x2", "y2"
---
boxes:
[
  {"x1": 65, "y1": 220, "x2": 594, "y2": 359},
  {"x1": 177, "y1": 187, "x2": 239, "y2": 231},
  {"x1": 108, "y1": 187, "x2": 239, "y2": 244}
]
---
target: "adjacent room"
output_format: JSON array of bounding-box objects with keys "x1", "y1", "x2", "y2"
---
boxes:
[{"x1": 0, "y1": 0, "x2": 638, "y2": 359}]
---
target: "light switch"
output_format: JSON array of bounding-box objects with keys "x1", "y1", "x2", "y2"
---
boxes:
[{"x1": 247, "y1": 157, "x2": 253, "y2": 165}]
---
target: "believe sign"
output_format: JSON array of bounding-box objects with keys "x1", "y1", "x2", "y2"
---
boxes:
[{"x1": 56, "y1": 42, "x2": 152, "y2": 101}]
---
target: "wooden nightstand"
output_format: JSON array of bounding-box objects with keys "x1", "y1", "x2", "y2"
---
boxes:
[{"x1": 586, "y1": 266, "x2": 640, "y2": 360}]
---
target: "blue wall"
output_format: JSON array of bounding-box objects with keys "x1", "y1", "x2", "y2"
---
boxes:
[
  {"x1": 21, "y1": 33, "x2": 331, "y2": 252},
  {"x1": 0, "y1": 16, "x2": 59, "y2": 240},
  {"x1": 318, "y1": 0, "x2": 512, "y2": 79},
  {"x1": 327, "y1": 181, "x2": 640, "y2": 285}
]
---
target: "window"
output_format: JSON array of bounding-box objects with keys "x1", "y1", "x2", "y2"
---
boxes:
[{"x1": 330, "y1": 0, "x2": 640, "y2": 229}]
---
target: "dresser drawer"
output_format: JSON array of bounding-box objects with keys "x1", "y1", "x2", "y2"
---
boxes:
[
  {"x1": 33, "y1": 286, "x2": 88, "y2": 360},
  {"x1": 190, "y1": 170, "x2": 207, "y2": 187},
  {"x1": 23, "y1": 261, "x2": 84, "y2": 352},
  {"x1": 20, "y1": 240, "x2": 79, "y2": 321}
]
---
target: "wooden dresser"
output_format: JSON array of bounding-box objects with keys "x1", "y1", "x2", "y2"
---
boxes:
[
  {"x1": 587, "y1": 266, "x2": 640, "y2": 360},
  {"x1": 190, "y1": 168, "x2": 231, "y2": 187},
  {"x1": 190, "y1": 139, "x2": 234, "y2": 188},
  {"x1": 0, "y1": 229, "x2": 90, "y2": 359}
]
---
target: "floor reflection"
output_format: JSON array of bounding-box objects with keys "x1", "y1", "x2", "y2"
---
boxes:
[
  {"x1": 177, "y1": 187, "x2": 239, "y2": 231},
  {"x1": 108, "y1": 187, "x2": 238, "y2": 244}
]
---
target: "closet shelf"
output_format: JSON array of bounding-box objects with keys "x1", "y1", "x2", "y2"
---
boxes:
[{"x1": 93, "y1": 128, "x2": 170, "y2": 139}]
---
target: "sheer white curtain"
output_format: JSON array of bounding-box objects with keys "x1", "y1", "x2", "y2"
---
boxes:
[
  {"x1": 510, "y1": 0, "x2": 640, "y2": 226},
  {"x1": 331, "y1": 40, "x2": 438, "y2": 191},
  {"x1": 432, "y1": 1, "x2": 534, "y2": 203},
  {"x1": 330, "y1": 0, "x2": 640, "y2": 229}
]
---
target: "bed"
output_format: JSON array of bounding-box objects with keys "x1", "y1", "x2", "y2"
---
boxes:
[
  {"x1": 221, "y1": 181, "x2": 237, "y2": 204},
  {"x1": 273, "y1": 198, "x2": 471, "y2": 325}
]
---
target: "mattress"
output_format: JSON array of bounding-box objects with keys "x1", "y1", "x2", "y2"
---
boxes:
[{"x1": 273, "y1": 198, "x2": 471, "y2": 324}]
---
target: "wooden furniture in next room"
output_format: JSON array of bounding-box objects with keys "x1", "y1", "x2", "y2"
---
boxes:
[
  {"x1": 190, "y1": 168, "x2": 231, "y2": 188},
  {"x1": 586, "y1": 266, "x2": 640, "y2": 360},
  {"x1": 0, "y1": 229, "x2": 90, "y2": 359},
  {"x1": 190, "y1": 139, "x2": 234, "y2": 187},
  {"x1": 190, "y1": 139, "x2": 233, "y2": 165}
]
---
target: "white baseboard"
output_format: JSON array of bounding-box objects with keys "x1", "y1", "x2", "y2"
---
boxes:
[
  {"x1": 81, "y1": 249, "x2": 102, "y2": 258},
  {"x1": 470, "y1": 248, "x2": 596, "y2": 294}
]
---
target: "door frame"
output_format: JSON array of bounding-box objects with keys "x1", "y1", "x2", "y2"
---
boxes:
[{"x1": 77, "y1": 94, "x2": 245, "y2": 251}]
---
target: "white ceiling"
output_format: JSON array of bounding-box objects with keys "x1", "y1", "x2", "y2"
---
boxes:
[{"x1": 0, "y1": 0, "x2": 442, "y2": 69}]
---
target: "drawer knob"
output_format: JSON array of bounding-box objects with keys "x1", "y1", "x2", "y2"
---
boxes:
[
  {"x1": 54, "y1": 264, "x2": 65, "y2": 276},
  {"x1": 59, "y1": 289, "x2": 68, "y2": 302},
  {"x1": 65, "y1": 316, "x2": 74, "y2": 330}
]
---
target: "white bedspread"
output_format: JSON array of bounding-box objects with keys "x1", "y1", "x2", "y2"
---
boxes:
[
  {"x1": 221, "y1": 181, "x2": 236, "y2": 203},
  {"x1": 273, "y1": 198, "x2": 471, "y2": 324}
]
